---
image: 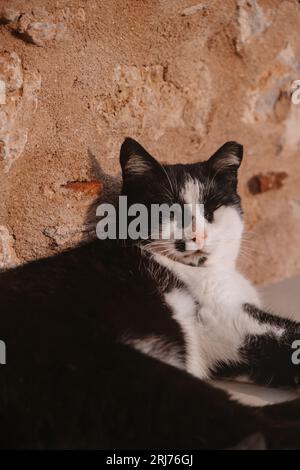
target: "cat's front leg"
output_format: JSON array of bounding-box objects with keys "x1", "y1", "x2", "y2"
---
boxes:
[{"x1": 215, "y1": 303, "x2": 300, "y2": 388}]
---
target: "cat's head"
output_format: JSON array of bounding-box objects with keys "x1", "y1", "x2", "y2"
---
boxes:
[{"x1": 120, "y1": 137, "x2": 243, "y2": 268}]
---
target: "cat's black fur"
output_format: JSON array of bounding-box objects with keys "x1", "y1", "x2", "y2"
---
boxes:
[
  {"x1": 0, "y1": 138, "x2": 300, "y2": 449},
  {"x1": 215, "y1": 304, "x2": 300, "y2": 387}
]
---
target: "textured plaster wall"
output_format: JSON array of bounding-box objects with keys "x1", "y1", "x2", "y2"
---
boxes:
[{"x1": 0, "y1": 0, "x2": 300, "y2": 286}]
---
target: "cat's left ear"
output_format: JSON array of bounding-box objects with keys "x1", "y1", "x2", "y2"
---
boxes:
[
  {"x1": 207, "y1": 141, "x2": 243, "y2": 174},
  {"x1": 120, "y1": 137, "x2": 161, "y2": 180}
]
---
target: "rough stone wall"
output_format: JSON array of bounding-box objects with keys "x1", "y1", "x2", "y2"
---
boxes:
[{"x1": 0, "y1": 0, "x2": 300, "y2": 286}]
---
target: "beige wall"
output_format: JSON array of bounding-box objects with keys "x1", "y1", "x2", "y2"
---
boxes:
[{"x1": 0, "y1": 0, "x2": 300, "y2": 285}]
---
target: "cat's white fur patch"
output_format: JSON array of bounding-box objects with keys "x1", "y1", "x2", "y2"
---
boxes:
[
  {"x1": 204, "y1": 205, "x2": 243, "y2": 268},
  {"x1": 179, "y1": 177, "x2": 207, "y2": 252},
  {"x1": 124, "y1": 335, "x2": 184, "y2": 369},
  {"x1": 155, "y1": 203, "x2": 284, "y2": 380},
  {"x1": 164, "y1": 288, "x2": 208, "y2": 378},
  {"x1": 180, "y1": 177, "x2": 204, "y2": 205},
  {"x1": 179, "y1": 179, "x2": 244, "y2": 260},
  {"x1": 164, "y1": 283, "x2": 270, "y2": 379}
]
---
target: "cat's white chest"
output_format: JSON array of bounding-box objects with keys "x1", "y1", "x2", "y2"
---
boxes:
[
  {"x1": 182, "y1": 266, "x2": 260, "y2": 312},
  {"x1": 163, "y1": 262, "x2": 263, "y2": 379},
  {"x1": 161, "y1": 255, "x2": 260, "y2": 313}
]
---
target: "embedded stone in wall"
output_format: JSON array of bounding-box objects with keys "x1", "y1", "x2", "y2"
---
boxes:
[
  {"x1": 181, "y1": 4, "x2": 206, "y2": 17},
  {"x1": 248, "y1": 171, "x2": 288, "y2": 195},
  {"x1": 15, "y1": 17, "x2": 66, "y2": 47},
  {"x1": 2, "y1": 8, "x2": 66, "y2": 47},
  {"x1": 242, "y1": 44, "x2": 300, "y2": 126},
  {"x1": 277, "y1": 44, "x2": 300, "y2": 74},
  {"x1": 0, "y1": 51, "x2": 41, "y2": 172},
  {"x1": 0, "y1": 78, "x2": 5, "y2": 104},
  {"x1": 96, "y1": 62, "x2": 212, "y2": 154},
  {"x1": 0, "y1": 226, "x2": 19, "y2": 269},
  {"x1": 281, "y1": 104, "x2": 300, "y2": 153},
  {"x1": 242, "y1": 42, "x2": 300, "y2": 155},
  {"x1": 237, "y1": 0, "x2": 268, "y2": 48},
  {"x1": 0, "y1": 7, "x2": 20, "y2": 24},
  {"x1": 242, "y1": 64, "x2": 291, "y2": 124},
  {"x1": 276, "y1": 45, "x2": 300, "y2": 153},
  {"x1": 61, "y1": 180, "x2": 103, "y2": 199}
]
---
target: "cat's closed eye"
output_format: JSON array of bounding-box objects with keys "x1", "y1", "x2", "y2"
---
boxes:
[
  {"x1": 204, "y1": 209, "x2": 214, "y2": 223},
  {"x1": 204, "y1": 205, "x2": 218, "y2": 223}
]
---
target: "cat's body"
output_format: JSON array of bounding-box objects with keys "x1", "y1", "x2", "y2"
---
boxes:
[
  {"x1": 124, "y1": 237, "x2": 299, "y2": 387},
  {"x1": 0, "y1": 138, "x2": 300, "y2": 449}
]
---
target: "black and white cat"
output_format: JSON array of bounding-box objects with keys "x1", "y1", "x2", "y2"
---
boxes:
[
  {"x1": 120, "y1": 138, "x2": 300, "y2": 388},
  {"x1": 0, "y1": 137, "x2": 300, "y2": 449}
]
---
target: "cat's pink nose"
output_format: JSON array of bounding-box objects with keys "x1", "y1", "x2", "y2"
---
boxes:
[{"x1": 191, "y1": 230, "x2": 207, "y2": 249}]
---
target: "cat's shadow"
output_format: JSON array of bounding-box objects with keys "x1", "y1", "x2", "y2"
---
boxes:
[{"x1": 83, "y1": 149, "x2": 121, "y2": 239}]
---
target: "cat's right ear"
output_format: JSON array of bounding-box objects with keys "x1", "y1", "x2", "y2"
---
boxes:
[
  {"x1": 207, "y1": 141, "x2": 243, "y2": 173},
  {"x1": 120, "y1": 138, "x2": 160, "y2": 180}
]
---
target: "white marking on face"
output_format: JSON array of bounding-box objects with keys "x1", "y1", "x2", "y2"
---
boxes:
[
  {"x1": 178, "y1": 177, "x2": 243, "y2": 267},
  {"x1": 180, "y1": 177, "x2": 203, "y2": 206},
  {"x1": 204, "y1": 206, "x2": 243, "y2": 268},
  {"x1": 179, "y1": 177, "x2": 207, "y2": 252}
]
